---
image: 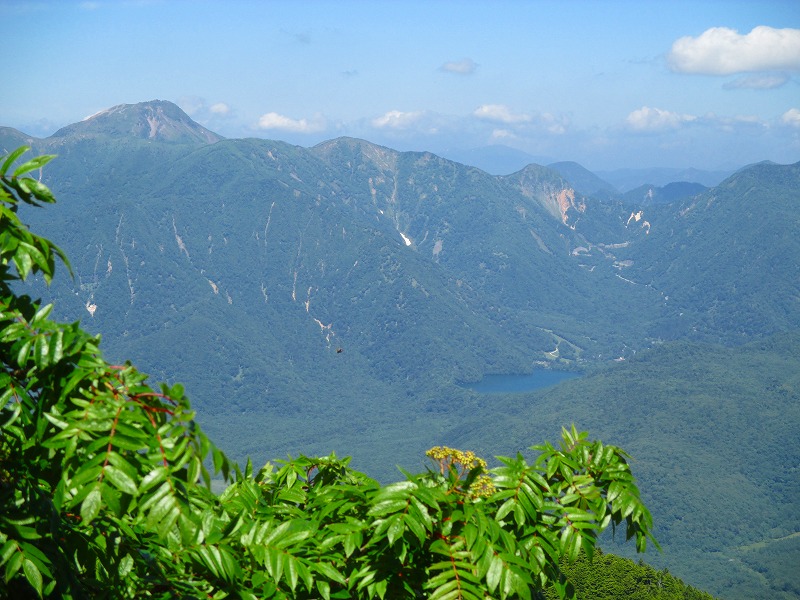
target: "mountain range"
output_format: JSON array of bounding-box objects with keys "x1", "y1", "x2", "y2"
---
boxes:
[{"x1": 3, "y1": 100, "x2": 798, "y2": 599}]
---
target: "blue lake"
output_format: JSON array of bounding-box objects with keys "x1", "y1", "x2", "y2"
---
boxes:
[{"x1": 460, "y1": 370, "x2": 582, "y2": 394}]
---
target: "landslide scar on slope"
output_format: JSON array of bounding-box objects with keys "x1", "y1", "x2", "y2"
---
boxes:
[{"x1": 554, "y1": 188, "x2": 585, "y2": 227}]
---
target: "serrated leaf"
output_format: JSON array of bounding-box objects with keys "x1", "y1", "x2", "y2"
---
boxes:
[
  {"x1": 197, "y1": 545, "x2": 222, "y2": 578},
  {"x1": 118, "y1": 554, "x2": 134, "y2": 578},
  {"x1": 107, "y1": 432, "x2": 145, "y2": 452},
  {"x1": 218, "y1": 546, "x2": 242, "y2": 583},
  {"x1": 264, "y1": 546, "x2": 283, "y2": 584},
  {"x1": 386, "y1": 515, "x2": 404, "y2": 546},
  {"x1": 568, "y1": 531, "x2": 581, "y2": 562},
  {"x1": 314, "y1": 561, "x2": 346, "y2": 585},
  {"x1": 13, "y1": 249, "x2": 33, "y2": 280},
  {"x1": 48, "y1": 329, "x2": 63, "y2": 364},
  {"x1": 12, "y1": 154, "x2": 54, "y2": 178},
  {"x1": 425, "y1": 578, "x2": 459, "y2": 600},
  {"x1": 80, "y1": 486, "x2": 102, "y2": 524},
  {"x1": 277, "y1": 487, "x2": 306, "y2": 504},
  {"x1": 19, "y1": 242, "x2": 48, "y2": 274},
  {"x1": 367, "y1": 498, "x2": 408, "y2": 517},
  {"x1": 404, "y1": 511, "x2": 426, "y2": 543},
  {"x1": 0, "y1": 541, "x2": 17, "y2": 566},
  {"x1": 139, "y1": 466, "x2": 168, "y2": 493},
  {"x1": 43, "y1": 412, "x2": 69, "y2": 429},
  {"x1": 373, "y1": 578, "x2": 388, "y2": 599},
  {"x1": 104, "y1": 465, "x2": 139, "y2": 496},
  {"x1": 486, "y1": 555, "x2": 503, "y2": 591},
  {"x1": 495, "y1": 497, "x2": 515, "y2": 522},
  {"x1": 284, "y1": 555, "x2": 299, "y2": 591},
  {"x1": 316, "y1": 580, "x2": 331, "y2": 600},
  {"x1": 5, "y1": 551, "x2": 24, "y2": 583},
  {"x1": 344, "y1": 531, "x2": 359, "y2": 557},
  {"x1": 560, "y1": 492, "x2": 580, "y2": 505},
  {"x1": 15, "y1": 339, "x2": 32, "y2": 366},
  {"x1": 32, "y1": 303, "x2": 54, "y2": 322},
  {"x1": 24, "y1": 179, "x2": 55, "y2": 204},
  {"x1": 513, "y1": 502, "x2": 525, "y2": 527},
  {"x1": 107, "y1": 451, "x2": 139, "y2": 481},
  {"x1": 23, "y1": 558, "x2": 43, "y2": 598},
  {"x1": 1, "y1": 146, "x2": 28, "y2": 176}
]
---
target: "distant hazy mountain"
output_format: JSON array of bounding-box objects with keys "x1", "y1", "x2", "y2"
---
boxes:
[
  {"x1": 621, "y1": 181, "x2": 708, "y2": 205},
  {"x1": 5, "y1": 99, "x2": 798, "y2": 600},
  {"x1": 547, "y1": 160, "x2": 619, "y2": 198},
  {"x1": 435, "y1": 144, "x2": 553, "y2": 175},
  {"x1": 596, "y1": 166, "x2": 735, "y2": 192}
]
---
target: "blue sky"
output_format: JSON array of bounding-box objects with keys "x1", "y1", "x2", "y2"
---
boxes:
[{"x1": 2, "y1": 0, "x2": 799, "y2": 170}]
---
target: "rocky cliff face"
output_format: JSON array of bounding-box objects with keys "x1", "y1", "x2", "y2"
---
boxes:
[{"x1": 505, "y1": 164, "x2": 587, "y2": 228}]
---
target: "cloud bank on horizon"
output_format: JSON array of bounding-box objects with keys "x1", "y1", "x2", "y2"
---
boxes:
[{"x1": 2, "y1": 1, "x2": 798, "y2": 170}]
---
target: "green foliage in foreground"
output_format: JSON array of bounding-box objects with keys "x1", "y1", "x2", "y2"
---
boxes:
[{"x1": 1, "y1": 149, "x2": 656, "y2": 598}]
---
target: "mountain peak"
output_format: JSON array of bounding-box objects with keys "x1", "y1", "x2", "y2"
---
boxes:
[
  {"x1": 312, "y1": 136, "x2": 395, "y2": 156},
  {"x1": 50, "y1": 100, "x2": 223, "y2": 144},
  {"x1": 547, "y1": 161, "x2": 618, "y2": 197},
  {"x1": 436, "y1": 144, "x2": 552, "y2": 175},
  {"x1": 311, "y1": 136, "x2": 400, "y2": 171}
]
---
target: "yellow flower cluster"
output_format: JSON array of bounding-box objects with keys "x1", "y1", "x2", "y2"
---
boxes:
[
  {"x1": 425, "y1": 446, "x2": 496, "y2": 498},
  {"x1": 426, "y1": 446, "x2": 486, "y2": 473},
  {"x1": 469, "y1": 474, "x2": 496, "y2": 499}
]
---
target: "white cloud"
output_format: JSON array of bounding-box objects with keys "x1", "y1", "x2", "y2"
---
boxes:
[
  {"x1": 728, "y1": 114, "x2": 764, "y2": 126},
  {"x1": 440, "y1": 58, "x2": 477, "y2": 75},
  {"x1": 473, "y1": 104, "x2": 531, "y2": 124},
  {"x1": 668, "y1": 26, "x2": 800, "y2": 75},
  {"x1": 540, "y1": 112, "x2": 568, "y2": 135},
  {"x1": 257, "y1": 112, "x2": 326, "y2": 133},
  {"x1": 371, "y1": 110, "x2": 424, "y2": 129},
  {"x1": 178, "y1": 96, "x2": 232, "y2": 118},
  {"x1": 782, "y1": 108, "x2": 800, "y2": 128},
  {"x1": 178, "y1": 97, "x2": 203, "y2": 116},
  {"x1": 711, "y1": 113, "x2": 766, "y2": 133},
  {"x1": 490, "y1": 129, "x2": 516, "y2": 141},
  {"x1": 626, "y1": 106, "x2": 696, "y2": 132},
  {"x1": 209, "y1": 102, "x2": 230, "y2": 115},
  {"x1": 723, "y1": 73, "x2": 790, "y2": 90}
]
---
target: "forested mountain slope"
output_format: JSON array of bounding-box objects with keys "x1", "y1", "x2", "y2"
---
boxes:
[
  {"x1": 14, "y1": 102, "x2": 672, "y2": 469},
  {"x1": 4, "y1": 100, "x2": 798, "y2": 599},
  {"x1": 624, "y1": 161, "x2": 800, "y2": 342}
]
